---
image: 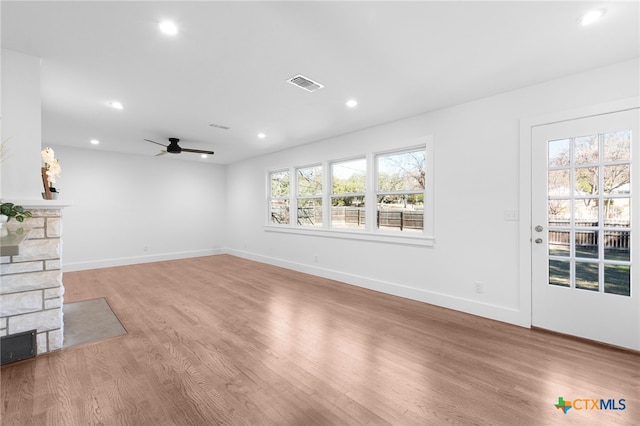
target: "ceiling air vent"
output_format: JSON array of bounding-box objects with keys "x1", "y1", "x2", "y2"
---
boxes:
[
  {"x1": 287, "y1": 74, "x2": 324, "y2": 92},
  {"x1": 209, "y1": 123, "x2": 230, "y2": 130}
]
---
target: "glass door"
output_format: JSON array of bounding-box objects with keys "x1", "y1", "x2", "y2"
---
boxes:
[{"x1": 531, "y1": 108, "x2": 639, "y2": 350}]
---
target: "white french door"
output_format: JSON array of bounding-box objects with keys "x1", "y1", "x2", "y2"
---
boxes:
[{"x1": 531, "y1": 108, "x2": 639, "y2": 350}]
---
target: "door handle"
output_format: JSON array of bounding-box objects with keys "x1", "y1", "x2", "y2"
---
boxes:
[
  {"x1": 535, "y1": 225, "x2": 543, "y2": 232},
  {"x1": 535, "y1": 238, "x2": 543, "y2": 244}
]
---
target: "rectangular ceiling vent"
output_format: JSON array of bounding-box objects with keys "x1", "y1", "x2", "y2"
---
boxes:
[{"x1": 287, "y1": 74, "x2": 324, "y2": 92}]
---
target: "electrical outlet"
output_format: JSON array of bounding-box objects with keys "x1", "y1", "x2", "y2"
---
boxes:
[
  {"x1": 313, "y1": 255, "x2": 319, "y2": 263},
  {"x1": 143, "y1": 246, "x2": 149, "y2": 252},
  {"x1": 474, "y1": 281, "x2": 484, "y2": 294}
]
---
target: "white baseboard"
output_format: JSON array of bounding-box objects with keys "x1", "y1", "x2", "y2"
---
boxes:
[
  {"x1": 62, "y1": 249, "x2": 225, "y2": 272},
  {"x1": 228, "y1": 249, "x2": 530, "y2": 328}
]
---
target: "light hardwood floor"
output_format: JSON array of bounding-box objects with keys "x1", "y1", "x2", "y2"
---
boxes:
[{"x1": 2, "y1": 255, "x2": 638, "y2": 425}]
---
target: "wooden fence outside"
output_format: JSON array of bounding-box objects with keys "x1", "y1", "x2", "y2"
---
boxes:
[
  {"x1": 325, "y1": 207, "x2": 424, "y2": 230},
  {"x1": 548, "y1": 219, "x2": 630, "y2": 252},
  {"x1": 377, "y1": 210, "x2": 423, "y2": 230},
  {"x1": 330, "y1": 207, "x2": 366, "y2": 227}
]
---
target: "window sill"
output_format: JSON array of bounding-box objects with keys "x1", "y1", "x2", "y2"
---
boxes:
[{"x1": 264, "y1": 225, "x2": 435, "y2": 247}]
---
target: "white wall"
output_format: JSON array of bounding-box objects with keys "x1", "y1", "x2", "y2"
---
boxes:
[
  {"x1": 51, "y1": 145, "x2": 227, "y2": 271},
  {"x1": 1, "y1": 49, "x2": 43, "y2": 199},
  {"x1": 225, "y1": 58, "x2": 640, "y2": 327}
]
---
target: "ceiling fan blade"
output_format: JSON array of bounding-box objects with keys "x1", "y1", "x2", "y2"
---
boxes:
[
  {"x1": 155, "y1": 151, "x2": 168, "y2": 156},
  {"x1": 181, "y1": 148, "x2": 215, "y2": 155},
  {"x1": 144, "y1": 139, "x2": 167, "y2": 148}
]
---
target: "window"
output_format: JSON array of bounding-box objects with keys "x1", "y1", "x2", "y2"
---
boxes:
[
  {"x1": 297, "y1": 165, "x2": 323, "y2": 227},
  {"x1": 269, "y1": 170, "x2": 289, "y2": 224},
  {"x1": 331, "y1": 158, "x2": 366, "y2": 229},
  {"x1": 547, "y1": 129, "x2": 632, "y2": 296},
  {"x1": 265, "y1": 137, "x2": 434, "y2": 246},
  {"x1": 376, "y1": 149, "x2": 426, "y2": 233}
]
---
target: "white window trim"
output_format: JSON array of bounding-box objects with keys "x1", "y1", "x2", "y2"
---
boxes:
[
  {"x1": 295, "y1": 164, "x2": 323, "y2": 227},
  {"x1": 267, "y1": 169, "x2": 291, "y2": 225},
  {"x1": 265, "y1": 136, "x2": 435, "y2": 247},
  {"x1": 374, "y1": 145, "x2": 429, "y2": 235},
  {"x1": 265, "y1": 224, "x2": 435, "y2": 247}
]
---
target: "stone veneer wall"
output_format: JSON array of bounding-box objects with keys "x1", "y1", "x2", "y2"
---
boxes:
[{"x1": 0, "y1": 208, "x2": 65, "y2": 354}]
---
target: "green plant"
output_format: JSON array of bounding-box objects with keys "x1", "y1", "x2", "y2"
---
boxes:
[{"x1": 0, "y1": 203, "x2": 33, "y2": 222}]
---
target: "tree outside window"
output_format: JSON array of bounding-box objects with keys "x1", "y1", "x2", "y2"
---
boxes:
[
  {"x1": 331, "y1": 158, "x2": 366, "y2": 229},
  {"x1": 376, "y1": 149, "x2": 426, "y2": 232},
  {"x1": 297, "y1": 165, "x2": 323, "y2": 226},
  {"x1": 270, "y1": 170, "x2": 290, "y2": 224}
]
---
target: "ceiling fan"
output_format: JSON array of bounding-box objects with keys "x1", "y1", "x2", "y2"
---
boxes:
[{"x1": 144, "y1": 138, "x2": 214, "y2": 156}]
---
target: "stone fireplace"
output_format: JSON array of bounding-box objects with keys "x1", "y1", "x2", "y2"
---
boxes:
[{"x1": 1, "y1": 201, "x2": 69, "y2": 355}]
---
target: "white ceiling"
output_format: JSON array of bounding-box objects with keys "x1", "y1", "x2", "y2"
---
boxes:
[{"x1": 2, "y1": 1, "x2": 638, "y2": 164}]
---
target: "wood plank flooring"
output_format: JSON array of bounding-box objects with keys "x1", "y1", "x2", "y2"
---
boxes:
[{"x1": 2, "y1": 255, "x2": 638, "y2": 425}]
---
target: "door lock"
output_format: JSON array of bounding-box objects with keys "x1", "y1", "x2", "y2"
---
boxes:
[
  {"x1": 535, "y1": 238, "x2": 543, "y2": 244},
  {"x1": 535, "y1": 225, "x2": 543, "y2": 232}
]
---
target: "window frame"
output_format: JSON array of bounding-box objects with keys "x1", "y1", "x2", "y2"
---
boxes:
[
  {"x1": 267, "y1": 169, "x2": 291, "y2": 225},
  {"x1": 374, "y1": 146, "x2": 427, "y2": 234},
  {"x1": 330, "y1": 156, "x2": 367, "y2": 230},
  {"x1": 295, "y1": 164, "x2": 324, "y2": 227},
  {"x1": 265, "y1": 136, "x2": 434, "y2": 247}
]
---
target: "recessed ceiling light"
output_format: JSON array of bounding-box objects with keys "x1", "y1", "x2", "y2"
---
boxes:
[
  {"x1": 110, "y1": 101, "x2": 123, "y2": 110},
  {"x1": 201, "y1": 154, "x2": 208, "y2": 159},
  {"x1": 579, "y1": 8, "x2": 606, "y2": 26},
  {"x1": 346, "y1": 99, "x2": 358, "y2": 108},
  {"x1": 90, "y1": 139, "x2": 100, "y2": 145},
  {"x1": 257, "y1": 133, "x2": 266, "y2": 139},
  {"x1": 159, "y1": 20, "x2": 178, "y2": 36}
]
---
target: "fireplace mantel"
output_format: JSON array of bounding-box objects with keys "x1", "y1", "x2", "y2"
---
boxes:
[{"x1": 0, "y1": 199, "x2": 72, "y2": 209}]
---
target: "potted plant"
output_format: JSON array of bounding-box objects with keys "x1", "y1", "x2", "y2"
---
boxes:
[{"x1": 0, "y1": 203, "x2": 33, "y2": 223}]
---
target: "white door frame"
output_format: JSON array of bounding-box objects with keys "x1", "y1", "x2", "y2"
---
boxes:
[{"x1": 518, "y1": 97, "x2": 639, "y2": 329}]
